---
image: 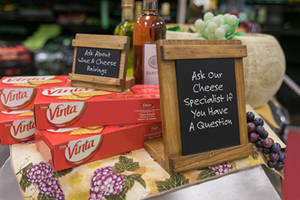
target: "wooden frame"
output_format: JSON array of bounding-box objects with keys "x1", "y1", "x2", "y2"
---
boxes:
[
  {"x1": 69, "y1": 34, "x2": 131, "y2": 92},
  {"x1": 145, "y1": 40, "x2": 252, "y2": 173}
]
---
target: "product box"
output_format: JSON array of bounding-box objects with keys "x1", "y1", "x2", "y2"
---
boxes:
[
  {"x1": 34, "y1": 85, "x2": 161, "y2": 130},
  {"x1": 0, "y1": 75, "x2": 69, "y2": 111},
  {"x1": 36, "y1": 122, "x2": 162, "y2": 171},
  {"x1": 0, "y1": 110, "x2": 35, "y2": 145}
]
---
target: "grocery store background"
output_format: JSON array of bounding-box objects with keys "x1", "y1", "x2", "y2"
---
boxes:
[{"x1": 0, "y1": 0, "x2": 299, "y2": 126}]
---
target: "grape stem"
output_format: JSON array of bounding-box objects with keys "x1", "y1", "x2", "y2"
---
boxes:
[
  {"x1": 16, "y1": 168, "x2": 25, "y2": 176},
  {"x1": 16, "y1": 170, "x2": 22, "y2": 175}
]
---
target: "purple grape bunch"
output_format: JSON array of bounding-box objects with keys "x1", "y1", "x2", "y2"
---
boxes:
[
  {"x1": 208, "y1": 163, "x2": 232, "y2": 176},
  {"x1": 89, "y1": 166, "x2": 125, "y2": 200},
  {"x1": 26, "y1": 162, "x2": 54, "y2": 184},
  {"x1": 246, "y1": 112, "x2": 285, "y2": 171},
  {"x1": 38, "y1": 178, "x2": 64, "y2": 200},
  {"x1": 26, "y1": 162, "x2": 64, "y2": 200}
]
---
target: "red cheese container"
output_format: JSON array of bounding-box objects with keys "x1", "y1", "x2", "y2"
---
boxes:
[
  {"x1": 0, "y1": 110, "x2": 35, "y2": 145},
  {"x1": 34, "y1": 85, "x2": 161, "y2": 129},
  {"x1": 36, "y1": 122, "x2": 162, "y2": 171},
  {"x1": 0, "y1": 75, "x2": 69, "y2": 111}
]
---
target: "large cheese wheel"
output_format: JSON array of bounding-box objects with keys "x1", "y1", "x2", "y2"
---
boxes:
[
  {"x1": 166, "y1": 31, "x2": 286, "y2": 108},
  {"x1": 234, "y1": 34, "x2": 286, "y2": 108}
]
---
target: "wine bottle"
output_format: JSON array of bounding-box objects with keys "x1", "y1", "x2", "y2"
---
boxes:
[
  {"x1": 114, "y1": 0, "x2": 135, "y2": 76},
  {"x1": 133, "y1": 0, "x2": 166, "y2": 84}
]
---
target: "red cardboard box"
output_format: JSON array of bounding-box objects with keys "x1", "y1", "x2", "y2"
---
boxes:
[
  {"x1": 0, "y1": 75, "x2": 69, "y2": 111},
  {"x1": 36, "y1": 122, "x2": 162, "y2": 171},
  {"x1": 34, "y1": 85, "x2": 161, "y2": 130},
  {"x1": 0, "y1": 110, "x2": 35, "y2": 145}
]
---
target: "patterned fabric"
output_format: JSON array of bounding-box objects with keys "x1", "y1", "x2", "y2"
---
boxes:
[
  {"x1": 11, "y1": 104, "x2": 283, "y2": 200},
  {"x1": 11, "y1": 143, "x2": 264, "y2": 200}
]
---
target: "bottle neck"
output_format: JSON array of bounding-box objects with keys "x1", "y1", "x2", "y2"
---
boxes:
[
  {"x1": 143, "y1": 10, "x2": 158, "y2": 15},
  {"x1": 143, "y1": 0, "x2": 158, "y2": 12},
  {"x1": 122, "y1": 5, "x2": 134, "y2": 21},
  {"x1": 135, "y1": 1, "x2": 143, "y2": 20}
]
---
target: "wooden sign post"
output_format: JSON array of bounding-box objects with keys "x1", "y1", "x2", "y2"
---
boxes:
[
  {"x1": 145, "y1": 40, "x2": 252, "y2": 173},
  {"x1": 69, "y1": 34, "x2": 133, "y2": 92}
]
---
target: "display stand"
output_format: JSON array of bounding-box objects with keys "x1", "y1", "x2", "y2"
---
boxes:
[
  {"x1": 69, "y1": 33, "x2": 131, "y2": 92},
  {"x1": 145, "y1": 40, "x2": 252, "y2": 173}
]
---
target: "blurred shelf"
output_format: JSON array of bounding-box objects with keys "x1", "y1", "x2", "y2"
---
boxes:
[
  {"x1": 262, "y1": 27, "x2": 300, "y2": 36},
  {"x1": 58, "y1": 24, "x2": 113, "y2": 34},
  {"x1": 0, "y1": 61, "x2": 32, "y2": 68},
  {"x1": 0, "y1": 11, "x2": 55, "y2": 23},
  {"x1": 279, "y1": 29, "x2": 300, "y2": 36},
  {"x1": 246, "y1": 1, "x2": 300, "y2": 5},
  {"x1": 54, "y1": 4, "x2": 99, "y2": 13},
  {"x1": 0, "y1": 11, "x2": 115, "y2": 34}
]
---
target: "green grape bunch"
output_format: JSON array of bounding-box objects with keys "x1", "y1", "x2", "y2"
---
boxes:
[{"x1": 194, "y1": 12, "x2": 240, "y2": 40}]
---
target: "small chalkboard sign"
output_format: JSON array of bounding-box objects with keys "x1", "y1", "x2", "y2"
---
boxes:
[
  {"x1": 144, "y1": 40, "x2": 252, "y2": 173},
  {"x1": 69, "y1": 34, "x2": 130, "y2": 92}
]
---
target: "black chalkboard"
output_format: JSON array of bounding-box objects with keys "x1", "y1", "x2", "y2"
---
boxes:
[
  {"x1": 175, "y1": 58, "x2": 241, "y2": 155},
  {"x1": 75, "y1": 47, "x2": 121, "y2": 78}
]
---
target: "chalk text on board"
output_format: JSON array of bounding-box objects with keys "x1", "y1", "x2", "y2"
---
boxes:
[
  {"x1": 192, "y1": 70, "x2": 223, "y2": 81},
  {"x1": 84, "y1": 49, "x2": 111, "y2": 58},
  {"x1": 77, "y1": 48, "x2": 119, "y2": 76},
  {"x1": 184, "y1": 94, "x2": 225, "y2": 108},
  {"x1": 189, "y1": 118, "x2": 233, "y2": 132},
  {"x1": 186, "y1": 69, "x2": 235, "y2": 133}
]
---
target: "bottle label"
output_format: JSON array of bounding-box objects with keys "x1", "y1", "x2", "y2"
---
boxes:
[{"x1": 144, "y1": 44, "x2": 159, "y2": 84}]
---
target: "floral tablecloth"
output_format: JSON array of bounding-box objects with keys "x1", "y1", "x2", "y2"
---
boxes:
[
  {"x1": 11, "y1": 143, "x2": 265, "y2": 200},
  {"x1": 10, "y1": 105, "x2": 284, "y2": 200}
]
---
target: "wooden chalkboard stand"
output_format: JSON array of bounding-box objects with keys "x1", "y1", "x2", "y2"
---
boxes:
[
  {"x1": 69, "y1": 74, "x2": 135, "y2": 91},
  {"x1": 145, "y1": 40, "x2": 252, "y2": 173},
  {"x1": 69, "y1": 34, "x2": 133, "y2": 92}
]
